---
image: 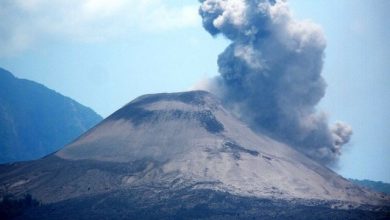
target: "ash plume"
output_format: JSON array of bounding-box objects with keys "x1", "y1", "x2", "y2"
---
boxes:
[{"x1": 198, "y1": 0, "x2": 352, "y2": 165}]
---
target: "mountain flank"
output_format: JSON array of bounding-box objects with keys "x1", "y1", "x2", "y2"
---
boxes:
[
  {"x1": 350, "y1": 179, "x2": 390, "y2": 195},
  {"x1": 0, "y1": 91, "x2": 388, "y2": 219},
  {"x1": 0, "y1": 67, "x2": 102, "y2": 163}
]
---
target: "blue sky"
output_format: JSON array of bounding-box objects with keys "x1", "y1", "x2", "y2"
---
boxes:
[{"x1": 0, "y1": 0, "x2": 389, "y2": 182}]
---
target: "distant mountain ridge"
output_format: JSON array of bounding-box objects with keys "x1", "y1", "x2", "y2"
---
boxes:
[
  {"x1": 0, "y1": 67, "x2": 102, "y2": 163},
  {"x1": 350, "y1": 179, "x2": 390, "y2": 194}
]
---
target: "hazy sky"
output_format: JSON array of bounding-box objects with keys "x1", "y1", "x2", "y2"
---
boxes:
[{"x1": 0, "y1": 0, "x2": 389, "y2": 182}]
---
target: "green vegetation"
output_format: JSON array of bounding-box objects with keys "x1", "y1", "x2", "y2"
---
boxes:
[{"x1": 0, "y1": 194, "x2": 40, "y2": 219}]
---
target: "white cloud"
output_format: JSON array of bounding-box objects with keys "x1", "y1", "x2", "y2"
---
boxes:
[{"x1": 0, "y1": 0, "x2": 200, "y2": 57}]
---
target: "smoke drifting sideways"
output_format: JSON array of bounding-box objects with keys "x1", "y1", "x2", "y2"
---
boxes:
[{"x1": 198, "y1": 0, "x2": 352, "y2": 166}]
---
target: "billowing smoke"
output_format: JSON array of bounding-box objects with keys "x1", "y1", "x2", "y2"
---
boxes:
[{"x1": 198, "y1": 0, "x2": 352, "y2": 165}]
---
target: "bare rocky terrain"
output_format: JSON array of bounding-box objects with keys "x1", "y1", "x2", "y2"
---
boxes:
[{"x1": 0, "y1": 91, "x2": 389, "y2": 219}]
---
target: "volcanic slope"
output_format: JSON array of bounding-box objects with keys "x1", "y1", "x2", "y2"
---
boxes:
[{"x1": 0, "y1": 91, "x2": 388, "y2": 219}]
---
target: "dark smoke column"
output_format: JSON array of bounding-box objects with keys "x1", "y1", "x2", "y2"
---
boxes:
[{"x1": 198, "y1": 0, "x2": 352, "y2": 165}]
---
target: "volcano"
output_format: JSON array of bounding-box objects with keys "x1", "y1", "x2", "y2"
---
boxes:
[{"x1": 0, "y1": 91, "x2": 389, "y2": 219}]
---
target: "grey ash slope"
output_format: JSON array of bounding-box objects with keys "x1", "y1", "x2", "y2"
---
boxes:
[
  {"x1": 0, "y1": 68, "x2": 102, "y2": 163},
  {"x1": 56, "y1": 91, "x2": 387, "y2": 204},
  {"x1": 0, "y1": 91, "x2": 389, "y2": 219}
]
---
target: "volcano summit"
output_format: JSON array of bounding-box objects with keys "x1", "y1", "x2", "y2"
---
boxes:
[{"x1": 0, "y1": 91, "x2": 389, "y2": 219}]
